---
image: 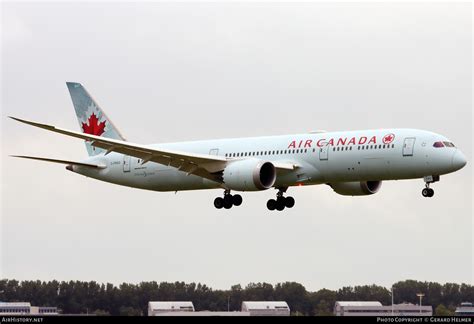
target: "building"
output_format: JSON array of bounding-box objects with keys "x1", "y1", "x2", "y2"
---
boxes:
[
  {"x1": 455, "y1": 302, "x2": 474, "y2": 316},
  {"x1": 334, "y1": 301, "x2": 432, "y2": 316},
  {"x1": 150, "y1": 311, "x2": 250, "y2": 317},
  {"x1": 148, "y1": 302, "x2": 194, "y2": 316},
  {"x1": 241, "y1": 301, "x2": 290, "y2": 316},
  {"x1": 147, "y1": 301, "x2": 290, "y2": 316},
  {"x1": 0, "y1": 302, "x2": 58, "y2": 315}
]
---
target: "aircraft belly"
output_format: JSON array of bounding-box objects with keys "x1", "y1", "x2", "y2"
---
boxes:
[{"x1": 75, "y1": 162, "x2": 220, "y2": 192}]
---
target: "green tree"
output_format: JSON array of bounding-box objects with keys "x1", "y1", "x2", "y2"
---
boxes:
[
  {"x1": 119, "y1": 306, "x2": 142, "y2": 316},
  {"x1": 313, "y1": 300, "x2": 333, "y2": 316},
  {"x1": 93, "y1": 309, "x2": 110, "y2": 316},
  {"x1": 274, "y1": 282, "x2": 311, "y2": 315},
  {"x1": 435, "y1": 304, "x2": 453, "y2": 316}
]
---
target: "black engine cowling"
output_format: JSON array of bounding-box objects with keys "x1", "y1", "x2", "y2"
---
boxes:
[
  {"x1": 329, "y1": 181, "x2": 382, "y2": 196},
  {"x1": 223, "y1": 159, "x2": 276, "y2": 191}
]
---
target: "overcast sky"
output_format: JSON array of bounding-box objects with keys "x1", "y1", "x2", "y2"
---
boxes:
[{"x1": 1, "y1": 2, "x2": 472, "y2": 292}]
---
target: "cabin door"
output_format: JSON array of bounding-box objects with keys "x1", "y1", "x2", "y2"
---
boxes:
[
  {"x1": 319, "y1": 146, "x2": 329, "y2": 161},
  {"x1": 403, "y1": 138, "x2": 416, "y2": 156},
  {"x1": 123, "y1": 155, "x2": 131, "y2": 172}
]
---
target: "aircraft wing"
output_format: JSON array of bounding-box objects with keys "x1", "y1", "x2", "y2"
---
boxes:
[
  {"x1": 11, "y1": 117, "x2": 299, "y2": 184},
  {"x1": 10, "y1": 116, "x2": 230, "y2": 182},
  {"x1": 11, "y1": 155, "x2": 107, "y2": 168}
]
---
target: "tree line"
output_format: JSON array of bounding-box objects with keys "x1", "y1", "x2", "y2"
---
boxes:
[{"x1": 0, "y1": 279, "x2": 472, "y2": 316}]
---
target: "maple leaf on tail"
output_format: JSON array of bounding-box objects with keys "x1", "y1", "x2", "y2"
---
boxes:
[{"x1": 82, "y1": 113, "x2": 106, "y2": 136}]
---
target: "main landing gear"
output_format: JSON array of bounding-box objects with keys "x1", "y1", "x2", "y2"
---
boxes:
[
  {"x1": 267, "y1": 188, "x2": 295, "y2": 211},
  {"x1": 214, "y1": 190, "x2": 243, "y2": 209},
  {"x1": 422, "y1": 175, "x2": 439, "y2": 198}
]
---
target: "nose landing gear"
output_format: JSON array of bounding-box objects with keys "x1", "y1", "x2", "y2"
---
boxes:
[
  {"x1": 214, "y1": 190, "x2": 243, "y2": 209},
  {"x1": 422, "y1": 187, "x2": 434, "y2": 198},
  {"x1": 267, "y1": 188, "x2": 295, "y2": 211},
  {"x1": 422, "y1": 175, "x2": 439, "y2": 198}
]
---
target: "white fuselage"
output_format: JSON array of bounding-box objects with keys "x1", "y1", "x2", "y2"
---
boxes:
[{"x1": 72, "y1": 128, "x2": 466, "y2": 192}]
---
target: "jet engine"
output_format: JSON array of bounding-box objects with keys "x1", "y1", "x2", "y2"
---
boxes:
[
  {"x1": 222, "y1": 159, "x2": 276, "y2": 191},
  {"x1": 329, "y1": 181, "x2": 382, "y2": 196}
]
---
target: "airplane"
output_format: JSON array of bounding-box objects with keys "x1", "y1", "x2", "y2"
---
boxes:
[{"x1": 10, "y1": 82, "x2": 467, "y2": 211}]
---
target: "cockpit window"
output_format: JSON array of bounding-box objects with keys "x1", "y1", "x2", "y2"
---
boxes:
[
  {"x1": 433, "y1": 141, "x2": 456, "y2": 148},
  {"x1": 443, "y1": 141, "x2": 456, "y2": 147}
]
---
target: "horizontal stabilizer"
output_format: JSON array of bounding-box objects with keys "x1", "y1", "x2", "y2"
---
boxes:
[{"x1": 11, "y1": 155, "x2": 106, "y2": 168}]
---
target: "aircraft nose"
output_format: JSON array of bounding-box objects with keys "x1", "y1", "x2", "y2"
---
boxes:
[{"x1": 452, "y1": 150, "x2": 467, "y2": 171}]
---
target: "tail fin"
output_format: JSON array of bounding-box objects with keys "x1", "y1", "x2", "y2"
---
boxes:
[{"x1": 66, "y1": 82, "x2": 126, "y2": 156}]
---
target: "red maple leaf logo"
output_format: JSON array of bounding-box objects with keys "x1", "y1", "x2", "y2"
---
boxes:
[
  {"x1": 82, "y1": 113, "x2": 106, "y2": 136},
  {"x1": 382, "y1": 133, "x2": 395, "y2": 144}
]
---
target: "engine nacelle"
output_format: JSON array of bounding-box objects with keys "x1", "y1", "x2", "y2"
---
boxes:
[
  {"x1": 223, "y1": 159, "x2": 276, "y2": 191},
  {"x1": 329, "y1": 181, "x2": 382, "y2": 196}
]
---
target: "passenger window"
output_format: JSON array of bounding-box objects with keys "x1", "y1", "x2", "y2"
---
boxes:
[
  {"x1": 366, "y1": 145, "x2": 369, "y2": 150},
  {"x1": 392, "y1": 144, "x2": 395, "y2": 148},
  {"x1": 292, "y1": 150, "x2": 295, "y2": 154},
  {"x1": 333, "y1": 147, "x2": 335, "y2": 151},
  {"x1": 358, "y1": 146, "x2": 360, "y2": 150},
  {"x1": 313, "y1": 148, "x2": 315, "y2": 152},
  {"x1": 350, "y1": 147, "x2": 352, "y2": 150},
  {"x1": 362, "y1": 146, "x2": 364, "y2": 150}
]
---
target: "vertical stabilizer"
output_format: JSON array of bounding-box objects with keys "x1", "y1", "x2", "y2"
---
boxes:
[{"x1": 66, "y1": 82, "x2": 125, "y2": 156}]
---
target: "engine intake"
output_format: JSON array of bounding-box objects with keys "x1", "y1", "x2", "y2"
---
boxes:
[
  {"x1": 329, "y1": 181, "x2": 382, "y2": 196},
  {"x1": 223, "y1": 159, "x2": 276, "y2": 191}
]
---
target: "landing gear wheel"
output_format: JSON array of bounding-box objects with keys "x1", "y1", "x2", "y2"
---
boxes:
[
  {"x1": 276, "y1": 197, "x2": 285, "y2": 211},
  {"x1": 224, "y1": 194, "x2": 233, "y2": 206},
  {"x1": 428, "y1": 188, "x2": 434, "y2": 197},
  {"x1": 285, "y1": 196, "x2": 295, "y2": 208},
  {"x1": 223, "y1": 194, "x2": 233, "y2": 209},
  {"x1": 422, "y1": 188, "x2": 435, "y2": 198},
  {"x1": 214, "y1": 197, "x2": 224, "y2": 209},
  {"x1": 232, "y1": 194, "x2": 243, "y2": 206},
  {"x1": 267, "y1": 199, "x2": 276, "y2": 211},
  {"x1": 422, "y1": 188, "x2": 429, "y2": 197}
]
